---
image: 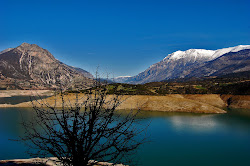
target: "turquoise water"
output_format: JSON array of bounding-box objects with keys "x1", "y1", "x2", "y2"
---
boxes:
[
  {"x1": 0, "y1": 96, "x2": 49, "y2": 104},
  {"x1": 0, "y1": 108, "x2": 250, "y2": 166}
]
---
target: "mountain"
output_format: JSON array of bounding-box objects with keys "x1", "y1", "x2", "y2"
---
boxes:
[
  {"x1": 0, "y1": 43, "x2": 94, "y2": 90},
  {"x1": 187, "y1": 49, "x2": 250, "y2": 77},
  {"x1": 71, "y1": 66, "x2": 94, "y2": 79},
  {"x1": 0, "y1": 48, "x2": 14, "y2": 55},
  {"x1": 113, "y1": 76, "x2": 132, "y2": 83},
  {"x1": 119, "y1": 45, "x2": 250, "y2": 84}
]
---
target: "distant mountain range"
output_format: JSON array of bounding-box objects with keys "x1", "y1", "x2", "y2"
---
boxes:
[
  {"x1": 113, "y1": 76, "x2": 132, "y2": 83},
  {"x1": 0, "y1": 43, "x2": 94, "y2": 90},
  {"x1": 115, "y1": 45, "x2": 250, "y2": 84},
  {"x1": 1, "y1": 43, "x2": 249, "y2": 90}
]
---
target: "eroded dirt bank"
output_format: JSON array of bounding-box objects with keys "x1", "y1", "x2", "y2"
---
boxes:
[
  {"x1": 0, "y1": 90, "x2": 53, "y2": 97},
  {"x1": 181, "y1": 94, "x2": 250, "y2": 109},
  {"x1": 117, "y1": 95, "x2": 226, "y2": 113},
  {"x1": 0, "y1": 94, "x2": 229, "y2": 114},
  {"x1": 1, "y1": 92, "x2": 249, "y2": 113},
  {"x1": 220, "y1": 95, "x2": 250, "y2": 109}
]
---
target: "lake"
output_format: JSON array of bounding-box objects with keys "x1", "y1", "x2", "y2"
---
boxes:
[
  {"x1": 0, "y1": 107, "x2": 250, "y2": 166},
  {"x1": 0, "y1": 96, "x2": 49, "y2": 105}
]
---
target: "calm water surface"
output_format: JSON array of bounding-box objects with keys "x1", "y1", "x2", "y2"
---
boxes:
[
  {"x1": 0, "y1": 96, "x2": 49, "y2": 105},
  {"x1": 0, "y1": 108, "x2": 250, "y2": 166}
]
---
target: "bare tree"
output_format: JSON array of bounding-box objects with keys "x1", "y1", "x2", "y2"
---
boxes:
[{"x1": 20, "y1": 80, "x2": 146, "y2": 166}]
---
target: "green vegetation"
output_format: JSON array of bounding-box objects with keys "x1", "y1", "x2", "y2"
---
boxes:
[
  {"x1": 105, "y1": 83, "x2": 155, "y2": 95},
  {"x1": 68, "y1": 74, "x2": 250, "y2": 95},
  {"x1": 195, "y1": 85, "x2": 207, "y2": 90}
]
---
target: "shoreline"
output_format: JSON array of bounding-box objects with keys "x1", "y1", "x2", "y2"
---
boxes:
[
  {"x1": 0, "y1": 90, "x2": 249, "y2": 114},
  {"x1": 0, "y1": 157, "x2": 125, "y2": 166}
]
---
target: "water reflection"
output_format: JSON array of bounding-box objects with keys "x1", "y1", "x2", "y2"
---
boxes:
[
  {"x1": 134, "y1": 109, "x2": 250, "y2": 134},
  {"x1": 169, "y1": 115, "x2": 218, "y2": 132}
]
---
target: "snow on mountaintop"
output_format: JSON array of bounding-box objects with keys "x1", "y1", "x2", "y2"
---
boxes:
[
  {"x1": 113, "y1": 76, "x2": 132, "y2": 83},
  {"x1": 211, "y1": 45, "x2": 250, "y2": 59},
  {"x1": 115, "y1": 76, "x2": 132, "y2": 78},
  {"x1": 167, "y1": 49, "x2": 215, "y2": 61},
  {"x1": 164, "y1": 45, "x2": 250, "y2": 61}
]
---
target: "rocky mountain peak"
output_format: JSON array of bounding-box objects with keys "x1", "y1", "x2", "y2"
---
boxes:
[
  {"x1": 15, "y1": 42, "x2": 55, "y2": 61},
  {"x1": 18, "y1": 42, "x2": 42, "y2": 51},
  {"x1": 20, "y1": 42, "x2": 32, "y2": 47},
  {"x1": 0, "y1": 43, "x2": 94, "y2": 90}
]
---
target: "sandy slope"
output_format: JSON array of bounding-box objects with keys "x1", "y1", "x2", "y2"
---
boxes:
[
  {"x1": 0, "y1": 93, "x2": 228, "y2": 114},
  {"x1": 0, "y1": 90, "x2": 53, "y2": 97}
]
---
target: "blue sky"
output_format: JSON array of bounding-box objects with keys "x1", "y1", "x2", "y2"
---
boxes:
[{"x1": 1, "y1": 0, "x2": 250, "y2": 77}]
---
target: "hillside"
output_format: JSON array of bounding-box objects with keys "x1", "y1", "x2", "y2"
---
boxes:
[
  {"x1": 0, "y1": 43, "x2": 94, "y2": 90},
  {"x1": 82, "y1": 73, "x2": 250, "y2": 95},
  {"x1": 117, "y1": 45, "x2": 250, "y2": 84}
]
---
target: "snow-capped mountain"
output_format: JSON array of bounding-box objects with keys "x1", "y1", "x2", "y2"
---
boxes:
[
  {"x1": 118, "y1": 45, "x2": 250, "y2": 84},
  {"x1": 164, "y1": 45, "x2": 250, "y2": 62},
  {"x1": 113, "y1": 76, "x2": 132, "y2": 83}
]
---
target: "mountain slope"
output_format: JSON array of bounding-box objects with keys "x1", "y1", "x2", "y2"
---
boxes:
[
  {"x1": 71, "y1": 66, "x2": 94, "y2": 79},
  {"x1": 121, "y1": 45, "x2": 250, "y2": 84},
  {"x1": 187, "y1": 49, "x2": 250, "y2": 77},
  {"x1": 0, "y1": 43, "x2": 94, "y2": 90}
]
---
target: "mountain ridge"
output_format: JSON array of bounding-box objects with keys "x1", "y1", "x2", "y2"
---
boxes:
[
  {"x1": 0, "y1": 43, "x2": 94, "y2": 90},
  {"x1": 116, "y1": 45, "x2": 250, "y2": 84}
]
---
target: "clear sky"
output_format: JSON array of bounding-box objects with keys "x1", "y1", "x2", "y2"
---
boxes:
[{"x1": 1, "y1": 0, "x2": 250, "y2": 77}]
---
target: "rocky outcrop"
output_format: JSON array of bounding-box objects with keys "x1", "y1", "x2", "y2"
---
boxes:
[
  {"x1": 220, "y1": 95, "x2": 250, "y2": 109},
  {"x1": 0, "y1": 43, "x2": 94, "y2": 90}
]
